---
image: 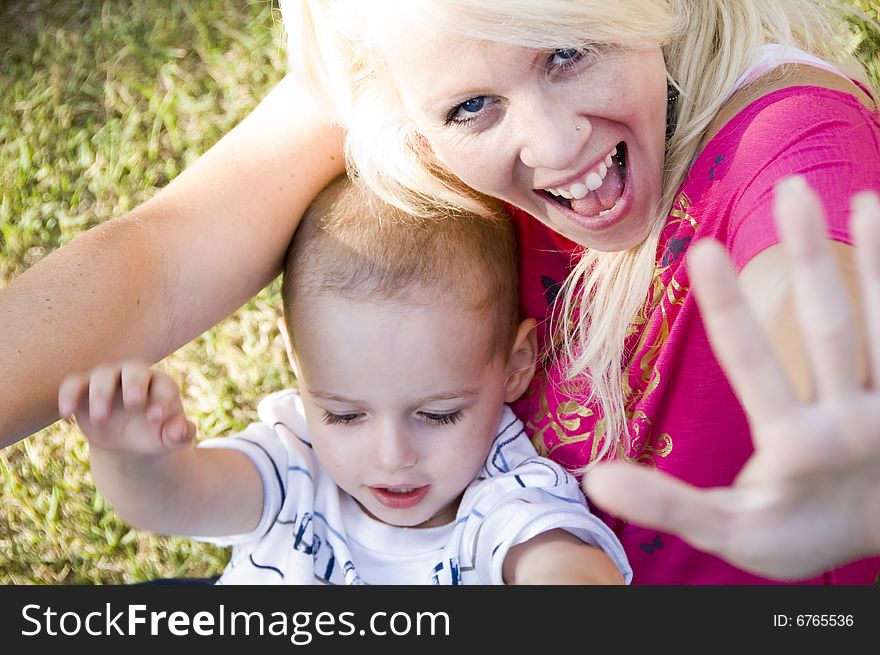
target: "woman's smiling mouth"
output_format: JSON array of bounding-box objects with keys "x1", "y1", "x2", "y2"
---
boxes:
[{"x1": 539, "y1": 142, "x2": 628, "y2": 218}]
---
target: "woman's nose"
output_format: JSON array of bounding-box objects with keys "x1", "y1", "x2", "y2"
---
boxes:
[{"x1": 517, "y1": 101, "x2": 591, "y2": 171}]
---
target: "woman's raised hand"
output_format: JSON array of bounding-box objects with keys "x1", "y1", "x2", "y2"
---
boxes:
[{"x1": 585, "y1": 179, "x2": 880, "y2": 580}]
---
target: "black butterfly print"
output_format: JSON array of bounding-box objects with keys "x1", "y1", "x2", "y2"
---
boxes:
[
  {"x1": 639, "y1": 535, "x2": 664, "y2": 555},
  {"x1": 661, "y1": 236, "x2": 692, "y2": 266},
  {"x1": 709, "y1": 154, "x2": 725, "y2": 180},
  {"x1": 541, "y1": 275, "x2": 562, "y2": 306}
]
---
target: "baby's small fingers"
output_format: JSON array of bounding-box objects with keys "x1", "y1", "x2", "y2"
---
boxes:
[
  {"x1": 161, "y1": 415, "x2": 196, "y2": 449},
  {"x1": 120, "y1": 360, "x2": 152, "y2": 410},
  {"x1": 88, "y1": 364, "x2": 122, "y2": 423},
  {"x1": 58, "y1": 374, "x2": 89, "y2": 418},
  {"x1": 145, "y1": 371, "x2": 183, "y2": 423}
]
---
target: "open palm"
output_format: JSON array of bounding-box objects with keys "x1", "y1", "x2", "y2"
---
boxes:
[{"x1": 585, "y1": 181, "x2": 880, "y2": 580}]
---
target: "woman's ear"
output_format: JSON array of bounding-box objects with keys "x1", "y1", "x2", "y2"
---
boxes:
[
  {"x1": 277, "y1": 317, "x2": 301, "y2": 379},
  {"x1": 504, "y1": 318, "x2": 538, "y2": 403}
]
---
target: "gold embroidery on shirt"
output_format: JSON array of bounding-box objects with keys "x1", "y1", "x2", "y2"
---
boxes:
[
  {"x1": 668, "y1": 192, "x2": 696, "y2": 229},
  {"x1": 616, "y1": 191, "x2": 696, "y2": 463},
  {"x1": 621, "y1": 410, "x2": 673, "y2": 466},
  {"x1": 529, "y1": 189, "x2": 697, "y2": 469}
]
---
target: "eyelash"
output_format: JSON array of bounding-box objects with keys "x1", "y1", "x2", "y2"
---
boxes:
[
  {"x1": 445, "y1": 97, "x2": 493, "y2": 127},
  {"x1": 549, "y1": 47, "x2": 589, "y2": 72},
  {"x1": 321, "y1": 411, "x2": 463, "y2": 426},
  {"x1": 445, "y1": 47, "x2": 592, "y2": 127},
  {"x1": 322, "y1": 411, "x2": 361, "y2": 425},
  {"x1": 420, "y1": 411, "x2": 463, "y2": 426}
]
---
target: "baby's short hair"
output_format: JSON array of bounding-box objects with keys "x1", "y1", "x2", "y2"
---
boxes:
[{"x1": 283, "y1": 175, "x2": 519, "y2": 358}]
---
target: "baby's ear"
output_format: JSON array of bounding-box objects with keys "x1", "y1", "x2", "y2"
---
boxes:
[
  {"x1": 277, "y1": 317, "x2": 301, "y2": 378},
  {"x1": 504, "y1": 318, "x2": 538, "y2": 403}
]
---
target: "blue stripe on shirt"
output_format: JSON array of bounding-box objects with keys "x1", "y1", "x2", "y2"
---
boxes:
[
  {"x1": 288, "y1": 465, "x2": 313, "y2": 480},
  {"x1": 248, "y1": 554, "x2": 284, "y2": 578},
  {"x1": 240, "y1": 437, "x2": 287, "y2": 507}
]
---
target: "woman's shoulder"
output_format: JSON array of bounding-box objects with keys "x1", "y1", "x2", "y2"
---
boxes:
[
  {"x1": 691, "y1": 64, "x2": 880, "y2": 203},
  {"x1": 702, "y1": 64, "x2": 877, "y2": 149},
  {"x1": 685, "y1": 66, "x2": 879, "y2": 271}
]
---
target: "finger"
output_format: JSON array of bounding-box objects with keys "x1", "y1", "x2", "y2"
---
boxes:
[
  {"x1": 120, "y1": 360, "x2": 151, "y2": 410},
  {"x1": 145, "y1": 371, "x2": 183, "y2": 423},
  {"x1": 689, "y1": 238, "x2": 797, "y2": 429},
  {"x1": 88, "y1": 364, "x2": 122, "y2": 423},
  {"x1": 161, "y1": 415, "x2": 197, "y2": 449},
  {"x1": 583, "y1": 462, "x2": 732, "y2": 555},
  {"x1": 850, "y1": 191, "x2": 880, "y2": 385},
  {"x1": 774, "y1": 176, "x2": 858, "y2": 396},
  {"x1": 58, "y1": 374, "x2": 89, "y2": 418}
]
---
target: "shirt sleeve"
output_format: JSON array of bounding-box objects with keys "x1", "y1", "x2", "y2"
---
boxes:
[
  {"x1": 192, "y1": 422, "x2": 290, "y2": 546},
  {"x1": 721, "y1": 88, "x2": 880, "y2": 271},
  {"x1": 475, "y1": 485, "x2": 633, "y2": 585},
  {"x1": 462, "y1": 410, "x2": 633, "y2": 584}
]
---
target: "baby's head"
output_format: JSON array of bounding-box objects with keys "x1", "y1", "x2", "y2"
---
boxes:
[{"x1": 281, "y1": 175, "x2": 536, "y2": 528}]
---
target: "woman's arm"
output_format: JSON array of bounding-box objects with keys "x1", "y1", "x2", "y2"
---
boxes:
[{"x1": 0, "y1": 73, "x2": 345, "y2": 447}]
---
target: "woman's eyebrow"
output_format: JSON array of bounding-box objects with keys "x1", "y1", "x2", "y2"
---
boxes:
[
  {"x1": 419, "y1": 49, "x2": 548, "y2": 115},
  {"x1": 421, "y1": 91, "x2": 476, "y2": 114}
]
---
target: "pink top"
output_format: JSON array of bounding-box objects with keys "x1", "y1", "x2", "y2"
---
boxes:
[{"x1": 510, "y1": 84, "x2": 880, "y2": 584}]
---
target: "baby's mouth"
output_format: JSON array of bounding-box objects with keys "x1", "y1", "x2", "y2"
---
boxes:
[
  {"x1": 369, "y1": 484, "x2": 431, "y2": 509},
  {"x1": 542, "y1": 142, "x2": 628, "y2": 217}
]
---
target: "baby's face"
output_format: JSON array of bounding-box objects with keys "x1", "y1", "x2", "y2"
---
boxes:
[{"x1": 290, "y1": 290, "x2": 511, "y2": 528}]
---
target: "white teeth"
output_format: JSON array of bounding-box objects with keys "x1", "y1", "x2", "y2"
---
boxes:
[
  {"x1": 570, "y1": 183, "x2": 588, "y2": 200},
  {"x1": 585, "y1": 172, "x2": 603, "y2": 192},
  {"x1": 544, "y1": 145, "x2": 619, "y2": 200}
]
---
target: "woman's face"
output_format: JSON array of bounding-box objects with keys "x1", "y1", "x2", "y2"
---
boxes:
[{"x1": 383, "y1": 29, "x2": 668, "y2": 251}]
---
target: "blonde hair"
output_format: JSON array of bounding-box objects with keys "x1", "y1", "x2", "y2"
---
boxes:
[
  {"x1": 281, "y1": 0, "x2": 875, "y2": 469},
  {"x1": 283, "y1": 174, "x2": 520, "y2": 359}
]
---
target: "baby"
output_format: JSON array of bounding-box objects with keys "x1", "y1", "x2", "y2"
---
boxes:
[{"x1": 59, "y1": 176, "x2": 631, "y2": 585}]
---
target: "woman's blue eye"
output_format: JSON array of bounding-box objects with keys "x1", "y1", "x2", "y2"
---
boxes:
[
  {"x1": 549, "y1": 47, "x2": 588, "y2": 70},
  {"x1": 446, "y1": 96, "x2": 488, "y2": 125},
  {"x1": 555, "y1": 48, "x2": 580, "y2": 60},
  {"x1": 461, "y1": 97, "x2": 485, "y2": 113}
]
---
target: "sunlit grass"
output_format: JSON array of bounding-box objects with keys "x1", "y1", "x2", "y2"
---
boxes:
[{"x1": 0, "y1": 0, "x2": 291, "y2": 584}]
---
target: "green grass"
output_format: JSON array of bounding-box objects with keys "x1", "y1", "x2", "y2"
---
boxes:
[
  {"x1": 0, "y1": 0, "x2": 292, "y2": 584},
  {"x1": 1, "y1": 1, "x2": 879, "y2": 585},
  {"x1": 847, "y1": 1, "x2": 880, "y2": 84}
]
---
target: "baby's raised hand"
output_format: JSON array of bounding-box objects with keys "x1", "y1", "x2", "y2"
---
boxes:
[{"x1": 58, "y1": 361, "x2": 196, "y2": 455}]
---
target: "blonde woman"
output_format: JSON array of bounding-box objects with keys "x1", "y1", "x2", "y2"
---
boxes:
[{"x1": 2, "y1": 0, "x2": 879, "y2": 583}]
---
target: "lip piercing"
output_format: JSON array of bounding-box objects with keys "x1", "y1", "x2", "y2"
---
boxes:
[{"x1": 575, "y1": 125, "x2": 581, "y2": 131}]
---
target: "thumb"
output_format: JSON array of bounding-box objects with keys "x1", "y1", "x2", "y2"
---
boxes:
[
  {"x1": 584, "y1": 462, "x2": 728, "y2": 550},
  {"x1": 160, "y1": 415, "x2": 197, "y2": 450}
]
